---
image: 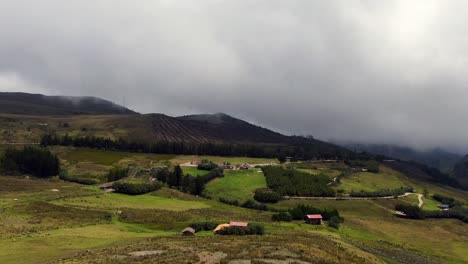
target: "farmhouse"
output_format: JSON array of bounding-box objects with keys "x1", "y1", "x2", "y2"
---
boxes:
[
  {"x1": 305, "y1": 214, "x2": 323, "y2": 225},
  {"x1": 229, "y1": 221, "x2": 248, "y2": 227},
  {"x1": 181, "y1": 227, "x2": 196, "y2": 236}
]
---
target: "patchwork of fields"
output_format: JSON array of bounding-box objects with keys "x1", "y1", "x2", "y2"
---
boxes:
[{"x1": 0, "y1": 148, "x2": 467, "y2": 263}]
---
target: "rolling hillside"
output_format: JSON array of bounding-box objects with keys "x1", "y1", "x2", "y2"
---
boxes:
[{"x1": 0, "y1": 92, "x2": 137, "y2": 115}]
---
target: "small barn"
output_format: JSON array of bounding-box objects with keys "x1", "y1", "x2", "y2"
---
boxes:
[
  {"x1": 181, "y1": 227, "x2": 196, "y2": 236},
  {"x1": 305, "y1": 214, "x2": 323, "y2": 225}
]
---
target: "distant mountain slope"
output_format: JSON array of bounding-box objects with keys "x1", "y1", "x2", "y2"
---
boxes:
[
  {"x1": 0, "y1": 92, "x2": 137, "y2": 115},
  {"x1": 452, "y1": 155, "x2": 468, "y2": 189},
  {"x1": 177, "y1": 113, "x2": 290, "y2": 144},
  {"x1": 336, "y1": 142, "x2": 461, "y2": 173}
]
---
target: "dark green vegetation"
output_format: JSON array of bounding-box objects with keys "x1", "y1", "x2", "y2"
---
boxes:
[
  {"x1": 189, "y1": 221, "x2": 218, "y2": 232},
  {"x1": 350, "y1": 186, "x2": 413, "y2": 197},
  {"x1": 263, "y1": 166, "x2": 335, "y2": 197},
  {"x1": 396, "y1": 203, "x2": 468, "y2": 223},
  {"x1": 155, "y1": 166, "x2": 224, "y2": 195},
  {"x1": 0, "y1": 146, "x2": 59, "y2": 177},
  {"x1": 432, "y1": 193, "x2": 464, "y2": 207},
  {"x1": 112, "y1": 181, "x2": 163, "y2": 195},
  {"x1": 254, "y1": 188, "x2": 282, "y2": 203},
  {"x1": 216, "y1": 223, "x2": 265, "y2": 235}
]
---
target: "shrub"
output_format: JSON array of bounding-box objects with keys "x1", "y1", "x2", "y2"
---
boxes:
[
  {"x1": 272, "y1": 212, "x2": 293, "y2": 222},
  {"x1": 113, "y1": 181, "x2": 162, "y2": 195},
  {"x1": 217, "y1": 223, "x2": 265, "y2": 235},
  {"x1": 254, "y1": 188, "x2": 282, "y2": 203},
  {"x1": 219, "y1": 197, "x2": 240, "y2": 206},
  {"x1": 241, "y1": 199, "x2": 269, "y2": 211},
  {"x1": 189, "y1": 221, "x2": 219, "y2": 232},
  {"x1": 328, "y1": 216, "x2": 342, "y2": 229}
]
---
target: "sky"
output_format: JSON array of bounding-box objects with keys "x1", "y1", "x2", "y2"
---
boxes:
[{"x1": 1, "y1": 0, "x2": 468, "y2": 152}]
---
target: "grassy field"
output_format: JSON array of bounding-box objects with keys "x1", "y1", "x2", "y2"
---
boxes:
[
  {"x1": 204, "y1": 169, "x2": 267, "y2": 203},
  {"x1": 180, "y1": 166, "x2": 210, "y2": 177},
  {"x1": 337, "y1": 166, "x2": 410, "y2": 193},
  {"x1": 53, "y1": 192, "x2": 211, "y2": 211}
]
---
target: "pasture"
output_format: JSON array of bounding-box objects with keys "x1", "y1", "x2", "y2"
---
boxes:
[
  {"x1": 337, "y1": 166, "x2": 409, "y2": 193},
  {"x1": 204, "y1": 169, "x2": 267, "y2": 203}
]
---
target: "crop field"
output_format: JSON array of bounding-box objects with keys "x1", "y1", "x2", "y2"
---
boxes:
[{"x1": 204, "y1": 169, "x2": 267, "y2": 203}]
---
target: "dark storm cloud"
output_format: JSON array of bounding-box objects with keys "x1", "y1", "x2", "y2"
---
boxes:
[{"x1": 1, "y1": 0, "x2": 468, "y2": 152}]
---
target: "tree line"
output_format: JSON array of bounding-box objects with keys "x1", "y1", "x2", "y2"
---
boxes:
[
  {"x1": 40, "y1": 134, "x2": 355, "y2": 161},
  {"x1": 350, "y1": 186, "x2": 413, "y2": 197},
  {"x1": 262, "y1": 166, "x2": 335, "y2": 197},
  {"x1": 0, "y1": 146, "x2": 59, "y2": 178},
  {"x1": 395, "y1": 203, "x2": 468, "y2": 223}
]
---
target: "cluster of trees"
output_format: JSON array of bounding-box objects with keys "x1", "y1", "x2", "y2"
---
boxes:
[
  {"x1": 59, "y1": 169, "x2": 97, "y2": 185},
  {"x1": 425, "y1": 207, "x2": 468, "y2": 223},
  {"x1": 350, "y1": 186, "x2": 413, "y2": 197},
  {"x1": 396, "y1": 203, "x2": 468, "y2": 223},
  {"x1": 197, "y1": 160, "x2": 218, "y2": 171},
  {"x1": 112, "y1": 181, "x2": 163, "y2": 195},
  {"x1": 107, "y1": 167, "x2": 129, "y2": 182},
  {"x1": 217, "y1": 197, "x2": 271, "y2": 211},
  {"x1": 263, "y1": 166, "x2": 335, "y2": 197},
  {"x1": 189, "y1": 221, "x2": 218, "y2": 232},
  {"x1": 216, "y1": 223, "x2": 265, "y2": 235},
  {"x1": 40, "y1": 134, "x2": 355, "y2": 161},
  {"x1": 0, "y1": 147, "x2": 59, "y2": 177},
  {"x1": 345, "y1": 160, "x2": 380, "y2": 173},
  {"x1": 253, "y1": 188, "x2": 282, "y2": 203},
  {"x1": 154, "y1": 166, "x2": 224, "y2": 195},
  {"x1": 432, "y1": 194, "x2": 463, "y2": 207},
  {"x1": 271, "y1": 204, "x2": 343, "y2": 229}
]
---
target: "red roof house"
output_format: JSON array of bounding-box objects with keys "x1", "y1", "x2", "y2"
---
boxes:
[
  {"x1": 305, "y1": 214, "x2": 323, "y2": 225},
  {"x1": 229, "y1": 221, "x2": 248, "y2": 227}
]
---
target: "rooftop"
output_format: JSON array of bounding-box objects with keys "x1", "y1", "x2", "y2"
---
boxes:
[{"x1": 306, "y1": 214, "x2": 323, "y2": 219}]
